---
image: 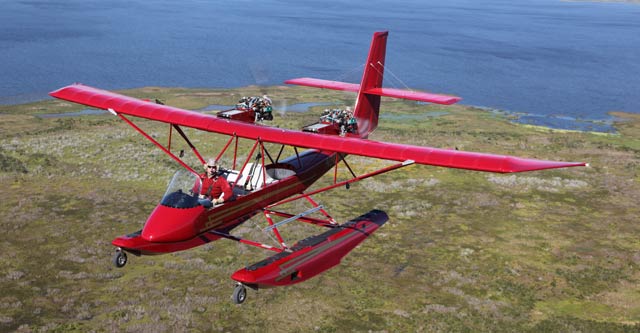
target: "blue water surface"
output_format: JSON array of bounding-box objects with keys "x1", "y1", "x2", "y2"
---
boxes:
[{"x1": 1, "y1": 0, "x2": 639, "y2": 130}]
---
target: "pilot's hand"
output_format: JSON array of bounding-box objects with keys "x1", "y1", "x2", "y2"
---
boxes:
[
  {"x1": 212, "y1": 198, "x2": 223, "y2": 205},
  {"x1": 198, "y1": 194, "x2": 205, "y2": 199}
]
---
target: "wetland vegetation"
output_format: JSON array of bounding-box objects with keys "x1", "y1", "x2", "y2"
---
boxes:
[{"x1": 1, "y1": 86, "x2": 639, "y2": 332}]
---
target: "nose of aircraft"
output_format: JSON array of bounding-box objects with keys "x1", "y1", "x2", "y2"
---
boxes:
[{"x1": 141, "y1": 204, "x2": 204, "y2": 242}]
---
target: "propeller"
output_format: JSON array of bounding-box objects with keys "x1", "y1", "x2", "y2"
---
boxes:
[{"x1": 246, "y1": 61, "x2": 287, "y2": 118}]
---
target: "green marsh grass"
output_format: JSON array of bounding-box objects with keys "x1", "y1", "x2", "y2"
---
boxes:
[{"x1": 1, "y1": 86, "x2": 639, "y2": 332}]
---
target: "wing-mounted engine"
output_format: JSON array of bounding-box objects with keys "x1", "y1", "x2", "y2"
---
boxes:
[
  {"x1": 217, "y1": 95, "x2": 274, "y2": 123},
  {"x1": 302, "y1": 107, "x2": 358, "y2": 136}
]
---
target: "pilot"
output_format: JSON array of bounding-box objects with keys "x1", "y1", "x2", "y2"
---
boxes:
[{"x1": 198, "y1": 159, "x2": 232, "y2": 206}]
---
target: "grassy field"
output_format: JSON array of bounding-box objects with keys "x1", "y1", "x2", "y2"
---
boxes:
[{"x1": 1, "y1": 86, "x2": 639, "y2": 332}]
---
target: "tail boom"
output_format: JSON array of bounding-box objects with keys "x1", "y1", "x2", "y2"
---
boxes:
[{"x1": 285, "y1": 31, "x2": 461, "y2": 138}]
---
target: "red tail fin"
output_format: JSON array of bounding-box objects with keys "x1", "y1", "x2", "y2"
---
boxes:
[
  {"x1": 285, "y1": 31, "x2": 461, "y2": 138},
  {"x1": 353, "y1": 31, "x2": 388, "y2": 138}
]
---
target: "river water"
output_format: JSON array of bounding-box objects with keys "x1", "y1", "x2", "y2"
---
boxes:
[{"x1": 1, "y1": 0, "x2": 639, "y2": 131}]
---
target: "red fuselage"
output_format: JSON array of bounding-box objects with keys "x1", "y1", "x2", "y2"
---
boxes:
[{"x1": 112, "y1": 150, "x2": 339, "y2": 255}]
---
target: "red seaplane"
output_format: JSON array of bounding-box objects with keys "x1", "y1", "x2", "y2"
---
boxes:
[{"x1": 50, "y1": 31, "x2": 585, "y2": 304}]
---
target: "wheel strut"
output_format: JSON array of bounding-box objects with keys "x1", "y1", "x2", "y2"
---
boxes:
[{"x1": 112, "y1": 248, "x2": 128, "y2": 268}]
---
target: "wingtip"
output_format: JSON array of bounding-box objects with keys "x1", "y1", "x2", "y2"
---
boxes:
[
  {"x1": 502, "y1": 156, "x2": 590, "y2": 173},
  {"x1": 447, "y1": 96, "x2": 463, "y2": 105},
  {"x1": 49, "y1": 83, "x2": 83, "y2": 98}
]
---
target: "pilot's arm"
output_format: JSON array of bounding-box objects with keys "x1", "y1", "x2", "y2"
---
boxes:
[{"x1": 212, "y1": 178, "x2": 232, "y2": 205}]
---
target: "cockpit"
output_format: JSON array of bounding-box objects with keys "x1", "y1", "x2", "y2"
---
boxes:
[
  {"x1": 159, "y1": 170, "x2": 201, "y2": 209},
  {"x1": 160, "y1": 163, "x2": 297, "y2": 209}
]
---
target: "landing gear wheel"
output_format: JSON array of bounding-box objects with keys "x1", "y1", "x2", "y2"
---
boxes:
[
  {"x1": 113, "y1": 249, "x2": 127, "y2": 268},
  {"x1": 232, "y1": 284, "x2": 247, "y2": 304}
]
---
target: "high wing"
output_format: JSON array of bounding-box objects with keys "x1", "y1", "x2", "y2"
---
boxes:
[{"x1": 49, "y1": 84, "x2": 585, "y2": 173}]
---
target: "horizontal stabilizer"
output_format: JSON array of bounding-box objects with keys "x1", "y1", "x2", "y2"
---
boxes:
[
  {"x1": 231, "y1": 210, "x2": 388, "y2": 288},
  {"x1": 364, "y1": 87, "x2": 460, "y2": 105},
  {"x1": 285, "y1": 77, "x2": 461, "y2": 105},
  {"x1": 285, "y1": 77, "x2": 360, "y2": 92}
]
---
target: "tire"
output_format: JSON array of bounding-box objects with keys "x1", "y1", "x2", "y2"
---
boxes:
[
  {"x1": 113, "y1": 250, "x2": 127, "y2": 268},
  {"x1": 232, "y1": 284, "x2": 247, "y2": 304}
]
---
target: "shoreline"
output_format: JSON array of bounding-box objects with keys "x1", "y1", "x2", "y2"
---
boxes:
[{"x1": 1, "y1": 85, "x2": 631, "y2": 135}]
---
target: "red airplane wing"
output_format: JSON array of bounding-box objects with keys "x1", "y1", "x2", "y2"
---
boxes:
[
  {"x1": 285, "y1": 77, "x2": 461, "y2": 105},
  {"x1": 50, "y1": 84, "x2": 585, "y2": 173}
]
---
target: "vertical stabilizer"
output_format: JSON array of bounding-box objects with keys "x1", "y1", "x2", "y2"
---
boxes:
[
  {"x1": 353, "y1": 31, "x2": 388, "y2": 138},
  {"x1": 284, "y1": 31, "x2": 460, "y2": 137}
]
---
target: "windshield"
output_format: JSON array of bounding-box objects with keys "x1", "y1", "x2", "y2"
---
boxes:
[{"x1": 160, "y1": 170, "x2": 201, "y2": 208}]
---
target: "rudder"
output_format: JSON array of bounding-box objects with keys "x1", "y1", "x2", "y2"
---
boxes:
[{"x1": 353, "y1": 31, "x2": 388, "y2": 138}]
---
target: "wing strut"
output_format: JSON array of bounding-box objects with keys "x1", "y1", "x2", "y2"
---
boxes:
[
  {"x1": 334, "y1": 153, "x2": 356, "y2": 184},
  {"x1": 260, "y1": 141, "x2": 268, "y2": 190},
  {"x1": 208, "y1": 230, "x2": 282, "y2": 253},
  {"x1": 215, "y1": 134, "x2": 237, "y2": 166},
  {"x1": 263, "y1": 210, "x2": 289, "y2": 249},
  {"x1": 264, "y1": 205, "x2": 326, "y2": 232},
  {"x1": 270, "y1": 159, "x2": 415, "y2": 208},
  {"x1": 293, "y1": 147, "x2": 303, "y2": 169},
  {"x1": 341, "y1": 156, "x2": 357, "y2": 179},
  {"x1": 233, "y1": 136, "x2": 239, "y2": 169},
  {"x1": 237, "y1": 139, "x2": 260, "y2": 186},
  {"x1": 232, "y1": 138, "x2": 276, "y2": 190},
  {"x1": 275, "y1": 145, "x2": 285, "y2": 163},
  {"x1": 304, "y1": 195, "x2": 337, "y2": 225},
  {"x1": 262, "y1": 205, "x2": 330, "y2": 250},
  {"x1": 172, "y1": 124, "x2": 206, "y2": 165},
  {"x1": 263, "y1": 210, "x2": 335, "y2": 227},
  {"x1": 168, "y1": 124, "x2": 172, "y2": 152},
  {"x1": 113, "y1": 111, "x2": 198, "y2": 176}
]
